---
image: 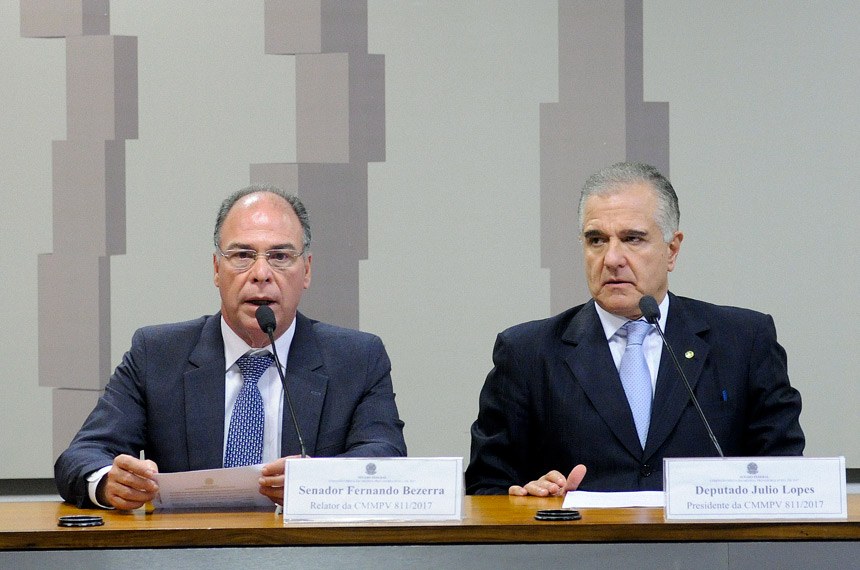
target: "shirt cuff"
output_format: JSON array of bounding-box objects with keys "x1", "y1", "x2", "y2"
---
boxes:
[{"x1": 86, "y1": 465, "x2": 114, "y2": 509}]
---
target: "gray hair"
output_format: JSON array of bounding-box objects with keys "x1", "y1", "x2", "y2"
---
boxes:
[
  {"x1": 577, "y1": 162, "x2": 679, "y2": 242},
  {"x1": 214, "y1": 185, "x2": 311, "y2": 251}
]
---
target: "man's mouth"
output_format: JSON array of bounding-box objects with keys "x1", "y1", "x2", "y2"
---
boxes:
[{"x1": 247, "y1": 299, "x2": 274, "y2": 306}]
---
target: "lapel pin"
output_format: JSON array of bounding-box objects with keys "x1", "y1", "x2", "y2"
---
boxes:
[{"x1": 684, "y1": 351, "x2": 694, "y2": 359}]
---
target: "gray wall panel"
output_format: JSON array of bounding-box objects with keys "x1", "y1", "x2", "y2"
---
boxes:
[
  {"x1": 265, "y1": 0, "x2": 323, "y2": 55},
  {"x1": 66, "y1": 35, "x2": 137, "y2": 141},
  {"x1": 20, "y1": 0, "x2": 109, "y2": 38},
  {"x1": 296, "y1": 53, "x2": 350, "y2": 163},
  {"x1": 349, "y1": 53, "x2": 385, "y2": 162},
  {"x1": 38, "y1": 254, "x2": 110, "y2": 391},
  {"x1": 52, "y1": 388, "x2": 103, "y2": 455},
  {"x1": 51, "y1": 139, "x2": 125, "y2": 255}
]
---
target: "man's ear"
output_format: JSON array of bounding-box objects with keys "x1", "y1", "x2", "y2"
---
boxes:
[{"x1": 667, "y1": 231, "x2": 683, "y2": 271}]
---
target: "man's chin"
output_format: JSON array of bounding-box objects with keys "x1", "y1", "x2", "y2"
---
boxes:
[{"x1": 596, "y1": 293, "x2": 640, "y2": 319}]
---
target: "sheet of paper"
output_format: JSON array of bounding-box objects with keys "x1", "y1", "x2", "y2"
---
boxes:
[
  {"x1": 152, "y1": 465, "x2": 273, "y2": 509},
  {"x1": 562, "y1": 490, "x2": 664, "y2": 508}
]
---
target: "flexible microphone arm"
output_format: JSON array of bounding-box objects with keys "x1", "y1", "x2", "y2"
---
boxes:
[
  {"x1": 255, "y1": 305, "x2": 307, "y2": 458},
  {"x1": 639, "y1": 296, "x2": 724, "y2": 458}
]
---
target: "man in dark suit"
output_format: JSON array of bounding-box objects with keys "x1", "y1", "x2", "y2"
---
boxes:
[
  {"x1": 56, "y1": 186, "x2": 406, "y2": 509},
  {"x1": 465, "y1": 162, "x2": 803, "y2": 496}
]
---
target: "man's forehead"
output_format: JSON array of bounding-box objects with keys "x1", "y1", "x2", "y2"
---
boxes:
[
  {"x1": 586, "y1": 181, "x2": 656, "y2": 204},
  {"x1": 221, "y1": 204, "x2": 301, "y2": 242},
  {"x1": 229, "y1": 192, "x2": 291, "y2": 216},
  {"x1": 584, "y1": 185, "x2": 658, "y2": 220},
  {"x1": 225, "y1": 195, "x2": 295, "y2": 225}
]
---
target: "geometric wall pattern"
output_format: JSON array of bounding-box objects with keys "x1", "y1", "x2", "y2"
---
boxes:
[
  {"x1": 251, "y1": 0, "x2": 384, "y2": 330},
  {"x1": 22, "y1": 0, "x2": 138, "y2": 457},
  {"x1": 541, "y1": 0, "x2": 668, "y2": 314},
  {"x1": 22, "y1": 0, "x2": 664, "y2": 463},
  {"x1": 6, "y1": 2, "x2": 858, "y2": 484}
]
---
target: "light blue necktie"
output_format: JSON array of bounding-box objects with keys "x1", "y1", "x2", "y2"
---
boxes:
[
  {"x1": 224, "y1": 352, "x2": 272, "y2": 468},
  {"x1": 619, "y1": 320, "x2": 653, "y2": 449}
]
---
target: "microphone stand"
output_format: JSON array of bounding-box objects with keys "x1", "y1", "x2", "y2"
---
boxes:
[{"x1": 640, "y1": 296, "x2": 724, "y2": 458}]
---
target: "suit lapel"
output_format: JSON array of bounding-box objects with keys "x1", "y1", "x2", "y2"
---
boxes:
[
  {"x1": 644, "y1": 293, "x2": 710, "y2": 458},
  {"x1": 280, "y1": 313, "x2": 328, "y2": 456},
  {"x1": 561, "y1": 301, "x2": 644, "y2": 459},
  {"x1": 184, "y1": 315, "x2": 228, "y2": 470}
]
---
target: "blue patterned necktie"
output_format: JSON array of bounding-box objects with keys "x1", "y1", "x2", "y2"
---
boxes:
[
  {"x1": 224, "y1": 351, "x2": 273, "y2": 468},
  {"x1": 619, "y1": 320, "x2": 653, "y2": 449}
]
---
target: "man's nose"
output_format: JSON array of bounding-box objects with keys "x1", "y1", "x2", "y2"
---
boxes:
[
  {"x1": 249, "y1": 255, "x2": 273, "y2": 281},
  {"x1": 603, "y1": 238, "x2": 626, "y2": 267}
]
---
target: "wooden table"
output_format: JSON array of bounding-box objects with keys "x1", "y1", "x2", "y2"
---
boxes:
[{"x1": 2, "y1": 495, "x2": 859, "y2": 569}]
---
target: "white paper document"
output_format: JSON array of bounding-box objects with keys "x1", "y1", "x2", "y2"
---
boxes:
[
  {"x1": 562, "y1": 490, "x2": 664, "y2": 509},
  {"x1": 152, "y1": 465, "x2": 273, "y2": 509}
]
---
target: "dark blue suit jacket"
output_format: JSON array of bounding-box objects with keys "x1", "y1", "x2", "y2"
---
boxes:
[
  {"x1": 465, "y1": 294, "x2": 804, "y2": 494},
  {"x1": 55, "y1": 312, "x2": 407, "y2": 507}
]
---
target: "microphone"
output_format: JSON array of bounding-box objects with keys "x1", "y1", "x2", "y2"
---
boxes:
[
  {"x1": 255, "y1": 305, "x2": 307, "y2": 458},
  {"x1": 638, "y1": 295, "x2": 724, "y2": 458}
]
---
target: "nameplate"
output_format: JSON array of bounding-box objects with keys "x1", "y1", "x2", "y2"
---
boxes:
[
  {"x1": 282, "y1": 457, "x2": 463, "y2": 522},
  {"x1": 664, "y1": 456, "x2": 847, "y2": 520}
]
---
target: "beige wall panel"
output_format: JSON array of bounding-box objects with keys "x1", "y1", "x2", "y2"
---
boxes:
[
  {"x1": 296, "y1": 53, "x2": 350, "y2": 163},
  {"x1": 38, "y1": 253, "x2": 110, "y2": 390},
  {"x1": 348, "y1": 53, "x2": 385, "y2": 162},
  {"x1": 52, "y1": 388, "x2": 103, "y2": 460},
  {"x1": 319, "y1": 0, "x2": 368, "y2": 54},
  {"x1": 265, "y1": 0, "x2": 322, "y2": 55},
  {"x1": 20, "y1": 0, "x2": 109, "y2": 38},
  {"x1": 296, "y1": 162, "x2": 368, "y2": 329},
  {"x1": 250, "y1": 163, "x2": 300, "y2": 193},
  {"x1": 51, "y1": 139, "x2": 125, "y2": 255},
  {"x1": 264, "y1": 0, "x2": 368, "y2": 55},
  {"x1": 66, "y1": 35, "x2": 137, "y2": 141},
  {"x1": 624, "y1": 1, "x2": 669, "y2": 174}
]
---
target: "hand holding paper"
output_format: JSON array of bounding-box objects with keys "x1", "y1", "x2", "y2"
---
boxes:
[
  {"x1": 258, "y1": 455, "x2": 304, "y2": 506},
  {"x1": 98, "y1": 453, "x2": 159, "y2": 510}
]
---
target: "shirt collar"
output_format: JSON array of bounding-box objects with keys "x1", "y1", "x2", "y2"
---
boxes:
[
  {"x1": 221, "y1": 314, "x2": 297, "y2": 370},
  {"x1": 594, "y1": 294, "x2": 670, "y2": 340}
]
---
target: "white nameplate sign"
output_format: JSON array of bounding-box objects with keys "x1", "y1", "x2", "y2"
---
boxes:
[
  {"x1": 282, "y1": 457, "x2": 463, "y2": 522},
  {"x1": 664, "y1": 456, "x2": 847, "y2": 520}
]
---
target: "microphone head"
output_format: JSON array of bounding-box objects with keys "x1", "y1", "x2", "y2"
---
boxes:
[
  {"x1": 638, "y1": 295, "x2": 660, "y2": 324},
  {"x1": 255, "y1": 304, "x2": 277, "y2": 334}
]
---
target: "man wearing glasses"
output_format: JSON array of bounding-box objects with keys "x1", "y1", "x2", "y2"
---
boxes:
[{"x1": 55, "y1": 186, "x2": 407, "y2": 509}]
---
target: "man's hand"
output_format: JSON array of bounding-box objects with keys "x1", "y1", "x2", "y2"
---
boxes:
[
  {"x1": 98, "y1": 454, "x2": 159, "y2": 510},
  {"x1": 508, "y1": 464, "x2": 587, "y2": 497},
  {"x1": 259, "y1": 455, "x2": 303, "y2": 505}
]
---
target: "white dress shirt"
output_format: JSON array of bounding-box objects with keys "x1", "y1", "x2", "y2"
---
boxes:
[
  {"x1": 221, "y1": 315, "x2": 296, "y2": 464},
  {"x1": 594, "y1": 295, "x2": 670, "y2": 393}
]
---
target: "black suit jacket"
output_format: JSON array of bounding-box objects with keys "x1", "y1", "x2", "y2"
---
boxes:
[
  {"x1": 465, "y1": 294, "x2": 804, "y2": 494},
  {"x1": 55, "y1": 312, "x2": 407, "y2": 507}
]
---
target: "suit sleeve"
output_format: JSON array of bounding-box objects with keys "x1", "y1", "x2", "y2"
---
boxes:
[
  {"x1": 336, "y1": 335, "x2": 407, "y2": 458},
  {"x1": 53, "y1": 329, "x2": 150, "y2": 507},
  {"x1": 466, "y1": 332, "x2": 533, "y2": 495},
  {"x1": 743, "y1": 314, "x2": 805, "y2": 455}
]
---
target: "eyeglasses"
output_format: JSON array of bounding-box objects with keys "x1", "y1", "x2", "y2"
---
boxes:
[{"x1": 216, "y1": 246, "x2": 306, "y2": 271}]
